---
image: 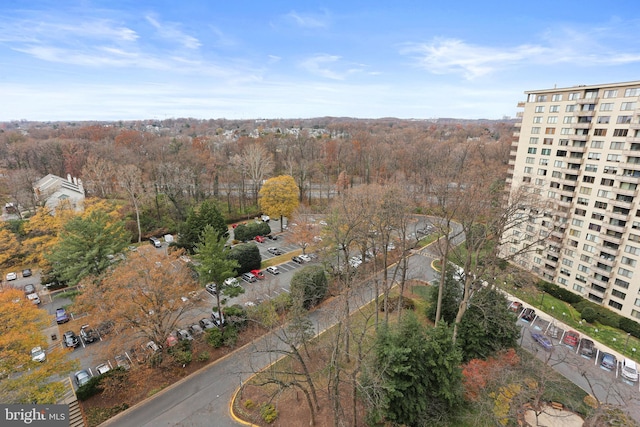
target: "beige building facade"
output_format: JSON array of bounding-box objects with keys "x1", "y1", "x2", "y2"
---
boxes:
[{"x1": 505, "y1": 81, "x2": 640, "y2": 320}]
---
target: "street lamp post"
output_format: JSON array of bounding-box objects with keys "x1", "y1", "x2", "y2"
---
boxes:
[{"x1": 625, "y1": 333, "x2": 631, "y2": 351}]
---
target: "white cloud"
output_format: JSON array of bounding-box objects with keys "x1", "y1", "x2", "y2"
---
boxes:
[
  {"x1": 145, "y1": 15, "x2": 201, "y2": 49},
  {"x1": 299, "y1": 54, "x2": 368, "y2": 80},
  {"x1": 284, "y1": 10, "x2": 329, "y2": 28}
]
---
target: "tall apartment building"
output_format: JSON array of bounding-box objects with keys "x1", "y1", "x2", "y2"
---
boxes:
[{"x1": 505, "y1": 81, "x2": 640, "y2": 321}]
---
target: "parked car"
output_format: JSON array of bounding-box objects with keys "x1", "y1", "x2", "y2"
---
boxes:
[
  {"x1": 266, "y1": 266, "x2": 280, "y2": 275},
  {"x1": 562, "y1": 330, "x2": 580, "y2": 347},
  {"x1": 224, "y1": 277, "x2": 240, "y2": 287},
  {"x1": 268, "y1": 247, "x2": 283, "y2": 255},
  {"x1": 149, "y1": 237, "x2": 162, "y2": 248},
  {"x1": 579, "y1": 338, "x2": 595, "y2": 358},
  {"x1": 211, "y1": 310, "x2": 226, "y2": 327},
  {"x1": 166, "y1": 335, "x2": 179, "y2": 347},
  {"x1": 31, "y1": 346, "x2": 46, "y2": 362},
  {"x1": 96, "y1": 363, "x2": 111, "y2": 375},
  {"x1": 188, "y1": 324, "x2": 204, "y2": 336},
  {"x1": 291, "y1": 256, "x2": 304, "y2": 264},
  {"x1": 145, "y1": 341, "x2": 161, "y2": 353},
  {"x1": 250, "y1": 270, "x2": 265, "y2": 280},
  {"x1": 241, "y1": 272, "x2": 257, "y2": 283},
  {"x1": 23, "y1": 284, "x2": 36, "y2": 295},
  {"x1": 62, "y1": 331, "x2": 80, "y2": 348},
  {"x1": 199, "y1": 317, "x2": 216, "y2": 330},
  {"x1": 55, "y1": 308, "x2": 70, "y2": 324},
  {"x1": 115, "y1": 354, "x2": 131, "y2": 371},
  {"x1": 254, "y1": 235, "x2": 265, "y2": 243},
  {"x1": 80, "y1": 325, "x2": 99, "y2": 344},
  {"x1": 299, "y1": 254, "x2": 311, "y2": 262},
  {"x1": 27, "y1": 293, "x2": 41, "y2": 305},
  {"x1": 508, "y1": 301, "x2": 522, "y2": 312},
  {"x1": 601, "y1": 352, "x2": 617, "y2": 371},
  {"x1": 267, "y1": 234, "x2": 278, "y2": 240},
  {"x1": 176, "y1": 329, "x2": 193, "y2": 341},
  {"x1": 530, "y1": 332, "x2": 553, "y2": 351},
  {"x1": 521, "y1": 308, "x2": 536, "y2": 322},
  {"x1": 5, "y1": 272, "x2": 17, "y2": 281},
  {"x1": 261, "y1": 215, "x2": 270, "y2": 222},
  {"x1": 22, "y1": 268, "x2": 32, "y2": 278},
  {"x1": 74, "y1": 369, "x2": 92, "y2": 386},
  {"x1": 205, "y1": 283, "x2": 218, "y2": 295},
  {"x1": 621, "y1": 358, "x2": 639, "y2": 382}
]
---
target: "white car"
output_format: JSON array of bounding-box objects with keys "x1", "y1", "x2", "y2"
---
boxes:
[
  {"x1": 31, "y1": 346, "x2": 46, "y2": 362},
  {"x1": 261, "y1": 215, "x2": 270, "y2": 222},
  {"x1": 224, "y1": 277, "x2": 240, "y2": 287},
  {"x1": 96, "y1": 363, "x2": 111, "y2": 375},
  {"x1": 266, "y1": 266, "x2": 280, "y2": 275},
  {"x1": 299, "y1": 254, "x2": 311, "y2": 262},
  {"x1": 6, "y1": 272, "x2": 17, "y2": 281},
  {"x1": 621, "y1": 358, "x2": 639, "y2": 382}
]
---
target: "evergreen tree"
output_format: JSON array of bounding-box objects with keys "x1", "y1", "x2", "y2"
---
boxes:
[
  {"x1": 362, "y1": 313, "x2": 462, "y2": 426},
  {"x1": 457, "y1": 287, "x2": 520, "y2": 362},
  {"x1": 177, "y1": 200, "x2": 228, "y2": 253},
  {"x1": 426, "y1": 268, "x2": 463, "y2": 324}
]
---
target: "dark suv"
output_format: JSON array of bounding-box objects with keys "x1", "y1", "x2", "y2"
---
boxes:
[
  {"x1": 80, "y1": 325, "x2": 99, "y2": 344},
  {"x1": 579, "y1": 338, "x2": 595, "y2": 358}
]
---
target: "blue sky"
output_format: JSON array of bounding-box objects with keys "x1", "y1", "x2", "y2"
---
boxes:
[{"x1": 2, "y1": 0, "x2": 640, "y2": 121}]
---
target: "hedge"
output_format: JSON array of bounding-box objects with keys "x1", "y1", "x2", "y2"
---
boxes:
[{"x1": 536, "y1": 280, "x2": 640, "y2": 337}]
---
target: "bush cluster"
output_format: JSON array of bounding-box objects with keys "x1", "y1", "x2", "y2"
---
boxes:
[
  {"x1": 260, "y1": 403, "x2": 278, "y2": 424},
  {"x1": 206, "y1": 324, "x2": 239, "y2": 348},
  {"x1": 233, "y1": 222, "x2": 271, "y2": 242},
  {"x1": 537, "y1": 280, "x2": 640, "y2": 337}
]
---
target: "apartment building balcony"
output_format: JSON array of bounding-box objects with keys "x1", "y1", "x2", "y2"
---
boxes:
[
  {"x1": 588, "y1": 284, "x2": 607, "y2": 299},
  {"x1": 630, "y1": 122, "x2": 640, "y2": 130},
  {"x1": 615, "y1": 187, "x2": 637, "y2": 197},
  {"x1": 516, "y1": 112, "x2": 524, "y2": 118},
  {"x1": 571, "y1": 133, "x2": 589, "y2": 142},
  {"x1": 618, "y1": 173, "x2": 640, "y2": 184},
  {"x1": 513, "y1": 132, "x2": 520, "y2": 138},
  {"x1": 606, "y1": 210, "x2": 629, "y2": 222},
  {"x1": 514, "y1": 121, "x2": 522, "y2": 128},
  {"x1": 517, "y1": 101, "x2": 525, "y2": 108},
  {"x1": 593, "y1": 262, "x2": 613, "y2": 276},
  {"x1": 557, "y1": 188, "x2": 576, "y2": 198},
  {"x1": 597, "y1": 253, "x2": 616, "y2": 267},
  {"x1": 605, "y1": 222, "x2": 627, "y2": 234},
  {"x1": 610, "y1": 198, "x2": 633, "y2": 210},
  {"x1": 571, "y1": 122, "x2": 591, "y2": 129},
  {"x1": 624, "y1": 137, "x2": 640, "y2": 144},
  {"x1": 577, "y1": 97, "x2": 599, "y2": 104},
  {"x1": 573, "y1": 109, "x2": 595, "y2": 117}
]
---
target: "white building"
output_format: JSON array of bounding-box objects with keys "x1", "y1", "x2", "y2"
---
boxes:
[
  {"x1": 505, "y1": 81, "x2": 640, "y2": 321},
  {"x1": 34, "y1": 174, "x2": 85, "y2": 212}
]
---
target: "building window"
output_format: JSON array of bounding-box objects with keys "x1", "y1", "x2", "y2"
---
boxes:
[
  {"x1": 535, "y1": 106, "x2": 545, "y2": 113},
  {"x1": 562, "y1": 258, "x2": 574, "y2": 267},
  {"x1": 610, "y1": 141, "x2": 624, "y2": 150},
  {"x1": 579, "y1": 187, "x2": 592, "y2": 195},
  {"x1": 522, "y1": 176, "x2": 531, "y2": 183},
  {"x1": 607, "y1": 154, "x2": 621, "y2": 162},
  {"x1": 537, "y1": 168, "x2": 547, "y2": 176},
  {"x1": 603, "y1": 166, "x2": 618, "y2": 174},
  {"x1": 597, "y1": 189, "x2": 611, "y2": 198},
  {"x1": 621, "y1": 182, "x2": 638, "y2": 190},
  {"x1": 591, "y1": 140, "x2": 604, "y2": 149},
  {"x1": 612, "y1": 289, "x2": 627, "y2": 300},
  {"x1": 588, "y1": 223, "x2": 601, "y2": 231},
  {"x1": 624, "y1": 88, "x2": 640, "y2": 97},
  {"x1": 572, "y1": 218, "x2": 584, "y2": 227},
  {"x1": 527, "y1": 147, "x2": 537, "y2": 154},
  {"x1": 539, "y1": 159, "x2": 548, "y2": 166},
  {"x1": 600, "y1": 103, "x2": 614, "y2": 111},
  {"x1": 621, "y1": 256, "x2": 637, "y2": 267},
  {"x1": 529, "y1": 137, "x2": 539, "y2": 144},
  {"x1": 603, "y1": 89, "x2": 618, "y2": 98},
  {"x1": 549, "y1": 105, "x2": 560, "y2": 113},
  {"x1": 613, "y1": 129, "x2": 629, "y2": 137},
  {"x1": 535, "y1": 178, "x2": 545, "y2": 185},
  {"x1": 575, "y1": 208, "x2": 586, "y2": 216},
  {"x1": 609, "y1": 300, "x2": 623, "y2": 310},
  {"x1": 615, "y1": 278, "x2": 629, "y2": 289},
  {"x1": 524, "y1": 167, "x2": 533, "y2": 174},
  {"x1": 583, "y1": 175, "x2": 595, "y2": 182},
  {"x1": 552, "y1": 171, "x2": 562, "y2": 178},
  {"x1": 536, "y1": 95, "x2": 548, "y2": 102},
  {"x1": 533, "y1": 116, "x2": 543, "y2": 123},
  {"x1": 597, "y1": 116, "x2": 610, "y2": 124},
  {"x1": 545, "y1": 127, "x2": 555, "y2": 134},
  {"x1": 617, "y1": 115, "x2": 632, "y2": 124},
  {"x1": 594, "y1": 201, "x2": 608, "y2": 209},
  {"x1": 552, "y1": 94, "x2": 563, "y2": 101},
  {"x1": 526, "y1": 157, "x2": 535, "y2": 164},
  {"x1": 531, "y1": 127, "x2": 541, "y2": 134},
  {"x1": 560, "y1": 128, "x2": 572, "y2": 135},
  {"x1": 566, "y1": 105, "x2": 575, "y2": 112},
  {"x1": 587, "y1": 152, "x2": 601, "y2": 160},
  {"x1": 563, "y1": 116, "x2": 574, "y2": 124},
  {"x1": 592, "y1": 212, "x2": 605, "y2": 220},
  {"x1": 621, "y1": 102, "x2": 637, "y2": 110},
  {"x1": 594, "y1": 129, "x2": 607, "y2": 136},
  {"x1": 625, "y1": 245, "x2": 640, "y2": 256},
  {"x1": 558, "y1": 277, "x2": 568, "y2": 285},
  {"x1": 618, "y1": 267, "x2": 633, "y2": 278},
  {"x1": 578, "y1": 263, "x2": 591, "y2": 272},
  {"x1": 541, "y1": 148, "x2": 551, "y2": 155},
  {"x1": 568, "y1": 92, "x2": 580, "y2": 101},
  {"x1": 577, "y1": 197, "x2": 588, "y2": 205},
  {"x1": 601, "y1": 178, "x2": 614, "y2": 186}
]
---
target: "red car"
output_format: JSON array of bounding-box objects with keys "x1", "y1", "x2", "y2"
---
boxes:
[
  {"x1": 563, "y1": 330, "x2": 580, "y2": 347},
  {"x1": 251, "y1": 270, "x2": 265, "y2": 280},
  {"x1": 255, "y1": 235, "x2": 265, "y2": 243}
]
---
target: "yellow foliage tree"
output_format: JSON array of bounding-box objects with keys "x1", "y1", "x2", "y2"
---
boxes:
[
  {"x1": 0, "y1": 288, "x2": 77, "y2": 403},
  {"x1": 258, "y1": 175, "x2": 299, "y2": 232},
  {"x1": 0, "y1": 227, "x2": 23, "y2": 271}
]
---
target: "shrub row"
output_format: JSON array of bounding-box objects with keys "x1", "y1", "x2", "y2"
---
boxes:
[{"x1": 536, "y1": 280, "x2": 640, "y2": 338}]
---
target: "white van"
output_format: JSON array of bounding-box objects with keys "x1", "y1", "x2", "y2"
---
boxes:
[
  {"x1": 621, "y1": 358, "x2": 639, "y2": 382},
  {"x1": 27, "y1": 293, "x2": 41, "y2": 305}
]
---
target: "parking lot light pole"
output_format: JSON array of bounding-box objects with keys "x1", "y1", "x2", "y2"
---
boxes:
[{"x1": 625, "y1": 333, "x2": 631, "y2": 351}]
